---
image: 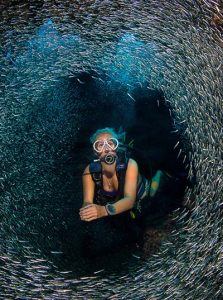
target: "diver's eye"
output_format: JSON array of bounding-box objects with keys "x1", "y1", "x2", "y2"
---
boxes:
[
  {"x1": 107, "y1": 140, "x2": 115, "y2": 148},
  {"x1": 107, "y1": 138, "x2": 119, "y2": 150},
  {"x1": 93, "y1": 140, "x2": 104, "y2": 152},
  {"x1": 97, "y1": 142, "x2": 104, "y2": 149}
]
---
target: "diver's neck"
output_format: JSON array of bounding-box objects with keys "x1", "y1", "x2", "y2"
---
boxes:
[{"x1": 101, "y1": 161, "x2": 116, "y2": 176}]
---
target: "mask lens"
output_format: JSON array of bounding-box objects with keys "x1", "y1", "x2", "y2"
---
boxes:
[
  {"x1": 107, "y1": 138, "x2": 118, "y2": 150},
  {"x1": 93, "y1": 140, "x2": 105, "y2": 153}
]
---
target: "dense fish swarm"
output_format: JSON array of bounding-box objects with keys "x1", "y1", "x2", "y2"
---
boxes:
[{"x1": 0, "y1": 0, "x2": 222, "y2": 299}]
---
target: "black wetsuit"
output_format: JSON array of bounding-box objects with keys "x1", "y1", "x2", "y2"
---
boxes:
[
  {"x1": 81, "y1": 158, "x2": 183, "y2": 257},
  {"x1": 81, "y1": 159, "x2": 147, "y2": 256}
]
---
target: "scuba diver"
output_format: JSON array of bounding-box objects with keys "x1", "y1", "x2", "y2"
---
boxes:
[{"x1": 79, "y1": 127, "x2": 170, "y2": 257}]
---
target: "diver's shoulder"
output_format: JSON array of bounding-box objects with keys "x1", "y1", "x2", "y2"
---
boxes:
[
  {"x1": 83, "y1": 165, "x2": 90, "y2": 175},
  {"x1": 128, "y1": 158, "x2": 138, "y2": 168}
]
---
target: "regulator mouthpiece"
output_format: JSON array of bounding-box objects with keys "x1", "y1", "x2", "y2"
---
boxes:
[{"x1": 103, "y1": 154, "x2": 117, "y2": 165}]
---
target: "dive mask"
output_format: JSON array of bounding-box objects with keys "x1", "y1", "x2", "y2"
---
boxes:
[{"x1": 93, "y1": 137, "x2": 119, "y2": 153}]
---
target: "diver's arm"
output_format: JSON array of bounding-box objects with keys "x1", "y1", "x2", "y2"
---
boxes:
[
  {"x1": 80, "y1": 165, "x2": 108, "y2": 221},
  {"x1": 82, "y1": 165, "x2": 95, "y2": 206},
  {"x1": 105, "y1": 159, "x2": 138, "y2": 215}
]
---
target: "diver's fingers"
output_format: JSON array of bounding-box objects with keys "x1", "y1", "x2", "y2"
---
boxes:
[
  {"x1": 80, "y1": 207, "x2": 97, "y2": 216},
  {"x1": 79, "y1": 204, "x2": 96, "y2": 214},
  {"x1": 80, "y1": 207, "x2": 97, "y2": 220},
  {"x1": 79, "y1": 204, "x2": 106, "y2": 221},
  {"x1": 80, "y1": 204, "x2": 94, "y2": 212},
  {"x1": 80, "y1": 214, "x2": 97, "y2": 221},
  {"x1": 82, "y1": 216, "x2": 97, "y2": 222},
  {"x1": 80, "y1": 212, "x2": 97, "y2": 220}
]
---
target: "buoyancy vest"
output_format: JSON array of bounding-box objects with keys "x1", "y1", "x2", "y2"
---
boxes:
[{"x1": 89, "y1": 158, "x2": 148, "y2": 206}]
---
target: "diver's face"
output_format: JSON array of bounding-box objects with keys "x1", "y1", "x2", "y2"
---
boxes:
[{"x1": 93, "y1": 133, "x2": 118, "y2": 159}]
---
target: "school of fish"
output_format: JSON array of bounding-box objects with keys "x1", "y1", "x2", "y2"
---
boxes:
[{"x1": 0, "y1": 0, "x2": 222, "y2": 299}]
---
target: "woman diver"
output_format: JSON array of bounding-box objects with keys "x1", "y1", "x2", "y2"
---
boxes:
[
  {"x1": 80, "y1": 128, "x2": 139, "y2": 220},
  {"x1": 79, "y1": 127, "x2": 163, "y2": 256}
]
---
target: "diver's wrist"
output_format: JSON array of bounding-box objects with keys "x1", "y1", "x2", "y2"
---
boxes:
[
  {"x1": 103, "y1": 206, "x2": 108, "y2": 217},
  {"x1": 82, "y1": 201, "x2": 92, "y2": 207}
]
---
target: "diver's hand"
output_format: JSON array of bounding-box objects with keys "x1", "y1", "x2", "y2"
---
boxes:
[{"x1": 79, "y1": 204, "x2": 108, "y2": 221}]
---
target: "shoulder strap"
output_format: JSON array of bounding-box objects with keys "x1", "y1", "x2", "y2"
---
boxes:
[
  {"x1": 89, "y1": 161, "x2": 103, "y2": 204},
  {"x1": 116, "y1": 158, "x2": 129, "y2": 198},
  {"x1": 89, "y1": 161, "x2": 102, "y2": 184},
  {"x1": 116, "y1": 160, "x2": 128, "y2": 172}
]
